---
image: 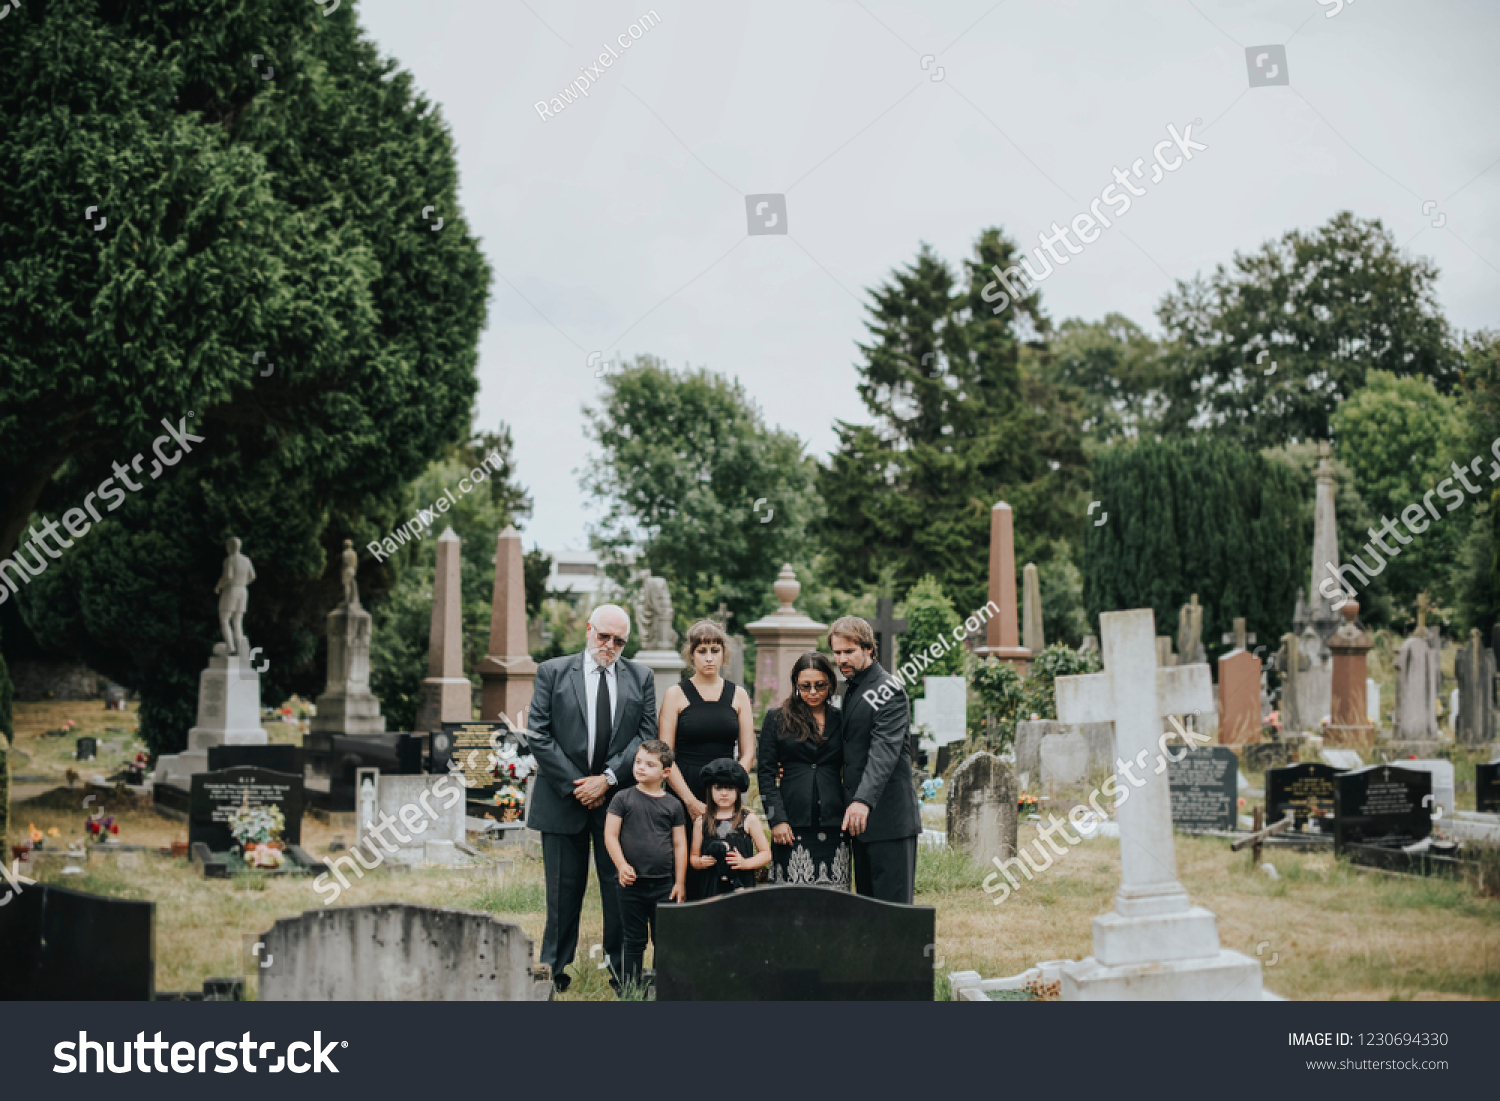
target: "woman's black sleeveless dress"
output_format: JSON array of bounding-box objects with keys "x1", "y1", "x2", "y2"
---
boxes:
[{"x1": 673, "y1": 678, "x2": 740, "y2": 895}]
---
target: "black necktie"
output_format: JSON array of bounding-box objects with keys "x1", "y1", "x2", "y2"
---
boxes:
[{"x1": 592, "y1": 666, "x2": 612, "y2": 775}]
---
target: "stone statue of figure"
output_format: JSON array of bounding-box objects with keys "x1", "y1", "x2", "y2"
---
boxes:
[
  {"x1": 635, "y1": 576, "x2": 678, "y2": 651},
  {"x1": 340, "y1": 539, "x2": 360, "y2": 608},
  {"x1": 359, "y1": 775, "x2": 377, "y2": 833},
  {"x1": 215, "y1": 536, "x2": 256, "y2": 655}
]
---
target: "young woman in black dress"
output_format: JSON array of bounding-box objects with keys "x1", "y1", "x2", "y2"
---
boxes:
[
  {"x1": 757, "y1": 651, "x2": 850, "y2": 889},
  {"x1": 658, "y1": 619, "x2": 756, "y2": 894}
]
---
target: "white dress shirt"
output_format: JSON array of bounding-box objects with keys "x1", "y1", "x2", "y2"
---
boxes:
[{"x1": 584, "y1": 649, "x2": 621, "y2": 784}]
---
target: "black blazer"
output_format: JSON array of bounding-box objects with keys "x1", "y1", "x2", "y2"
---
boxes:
[
  {"x1": 524, "y1": 652, "x2": 657, "y2": 835},
  {"x1": 839, "y1": 662, "x2": 921, "y2": 842},
  {"x1": 757, "y1": 707, "x2": 845, "y2": 829}
]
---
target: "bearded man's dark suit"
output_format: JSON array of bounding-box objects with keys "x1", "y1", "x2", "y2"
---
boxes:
[
  {"x1": 840, "y1": 660, "x2": 922, "y2": 903},
  {"x1": 526, "y1": 650, "x2": 657, "y2": 981}
]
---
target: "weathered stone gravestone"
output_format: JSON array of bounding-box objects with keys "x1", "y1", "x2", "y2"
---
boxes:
[
  {"x1": 1040, "y1": 729, "x2": 1090, "y2": 797},
  {"x1": 1014, "y1": 719, "x2": 1062, "y2": 779},
  {"x1": 1333, "y1": 765, "x2": 1432, "y2": 854},
  {"x1": 1453, "y1": 629, "x2": 1496, "y2": 746},
  {"x1": 655, "y1": 886, "x2": 934, "y2": 1000},
  {"x1": 258, "y1": 904, "x2": 534, "y2": 1000},
  {"x1": 1265, "y1": 762, "x2": 1340, "y2": 828},
  {"x1": 1477, "y1": 760, "x2": 1500, "y2": 813},
  {"x1": 75, "y1": 736, "x2": 98, "y2": 762},
  {"x1": 189, "y1": 766, "x2": 304, "y2": 852},
  {"x1": 1177, "y1": 594, "x2": 1207, "y2": 665},
  {"x1": 1054, "y1": 607, "x2": 1262, "y2": 999},
  {"x1": 922, "y1": 676, "x2": 968, "y2": 746},
  {"x1": 353, "y1": 771, "x2": 465, "y2": 866},
  {"x1": 0, "y1": 882, "x2": 155, "y2": 999},
  {"x1": 1393, "y1": 631, "x2": 1440, "y2": 741},
  {"x1": 1400, "y1": 759, "x2": 1456, "y2": 820},
  {"x1": 1022, "y1": 562, "x2": 1045, "y2": 653},
  {"x1": 1166, "y1": 747, "x2": 1238, "y2": 832},
  {"x1": 1218, "y1": 650, "x2": 1262, "y2": 744},
  {"x1": 946, "y1": 753, "x2": 1017, "y2": 871}
]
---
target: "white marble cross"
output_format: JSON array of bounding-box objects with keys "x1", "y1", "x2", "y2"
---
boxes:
[{"x1": 1055, "y1": 609, "x2": 1216, "y2": 952}]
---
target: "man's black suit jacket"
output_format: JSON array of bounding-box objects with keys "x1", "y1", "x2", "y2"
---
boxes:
[
  {"x1": 524, "y1": 651, "x2": 658, "y2": 835},
  {"x1": 839, "y1": 661, "x2": 921, "y2": 843}
]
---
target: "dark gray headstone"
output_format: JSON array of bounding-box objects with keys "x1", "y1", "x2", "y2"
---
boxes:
[
  {"x1": 1333, "y1": 765, "x2": 1432, "y2": 853},
  {"x1": 1265, "y1": 762, "x2": 1341, "y2": 828},
  {"x1": 75, "y1": 736, "x2": 98, "y2": 762},
  {"x1": 208, "y1": 744, "x2": 305, "y2": 775},
  {"x1": 655, "y1": 885, "x2": 934, "y2": 1001},
  {"x1": 189, "y1": 766, "x2": 303, "y2": 852},
  {"x1": 0, "y1": 883, "x2": 154, "y2": 999},
  {"x1": 319, "y1": 733, "x2": 423, "y2": 810},
  {"x1": 431, "y1": 721, "x2": 520, "y2": 802},
  {"x1": 1478, "y1": 761, "x2": 1500, "y2": 813},
  {"x1": 1167, "y1": 746, "x2": 1238, "y2": 832}
]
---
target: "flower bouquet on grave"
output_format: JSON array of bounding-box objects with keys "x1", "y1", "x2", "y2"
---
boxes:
[
  {"x1": 229, "y1": 801, "x2": 286, "y2": 868},
  {"x1": 491, "y1": 787, "x2": 525, "y2": 824},
  {"x1": 85, "y1": 814, "x2": 119, "y2": 843},
  {"x1": 1017, "y1": 792, "x2": 1040, "y2": 814}
]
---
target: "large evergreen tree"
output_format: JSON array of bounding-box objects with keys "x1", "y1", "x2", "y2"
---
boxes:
[
  {"x1": 816, "y1": 230, "x2": 1088, "y2": 616},
  {"x1": 0, "y1": 1, "x2": 491, "y2": 752}
]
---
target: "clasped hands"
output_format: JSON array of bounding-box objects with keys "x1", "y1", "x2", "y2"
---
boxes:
[{"x1": 572, "y1": 774, "x2": 610, "y2": 808}]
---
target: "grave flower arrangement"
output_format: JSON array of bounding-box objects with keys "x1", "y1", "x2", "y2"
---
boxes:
[
  {"x1": 229, "y1": 803, "x2": 286, "y2": 868},
  {"x1": 1017, "y1": 792, "x2": 1040, "y2": 813},
  {"x1": 85, "y1": 814, "x2": 119, "y2": 842},
  {"x1": 491, "y1": 787, "x2": 525, "y2": 823}
]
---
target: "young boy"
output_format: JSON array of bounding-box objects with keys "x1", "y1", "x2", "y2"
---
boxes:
[{"x1": 604, "y1": 739, "x2": 687, "y2": 991}]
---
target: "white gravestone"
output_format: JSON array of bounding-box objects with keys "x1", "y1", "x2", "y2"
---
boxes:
[
  {"x1": 1402, "y1": 759, "x2": 1456, "y2": 821},
  {"x1": 1054, "y1": 608, "x2": 1263, "y2": 1000},
  {"x1": 354, "y1": 772, "x2": 467, "y2": 867},
  {"x1": 923, "y1": 676, "x2": 968, "y2": 745},
  {"x1": 1367, "y1": 678, "x2": 1379, "y2": 724},
  {"x1": 1321, "y1": 748, "x2": 1363, "y2": 771}
]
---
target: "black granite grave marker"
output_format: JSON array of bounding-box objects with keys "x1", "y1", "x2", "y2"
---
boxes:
[
  {"x1": 189, "y1": 766, "x2": 303, "y2": 852},
  {"x1": 207, "y1": 743, "x2": 305, "y2": 776},
  {"x1": 1166, "y1": 746, "x2": 1238, "y2": 831},
  {"x1": 432, "y1": 721, "x2": 523, "y2": 801},
  {"x1": 317, "y1": 733, "x2": 423, "y2": 811},
  {"x1": 75, "y1": 736, "x2": 98, "y2": 762},
  {"x1": 1265, "y1": 762, "x2": 1341, "y2": 828},
  {"x1": 0, "y1": 883, "x2": 154, "y2": 999},
  {"x1": 1478, "y1": 760, "x2": 1500, "y2": 814},
  {"x1": 1333, "y1": 765, "x2": 1431, "y2": 853},
  {"x1": 655, "y1": 885, "x2": 934, "y2": 1000}
]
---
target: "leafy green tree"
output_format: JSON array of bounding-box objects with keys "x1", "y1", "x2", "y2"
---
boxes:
[
  {"x1": 1018, "y1": 643, "x2": 1100, "y2": 723},
  {"x1": 895, "y1": 575, "x2": 964, "y2": 698},
  {"x1": 1155, "y1": 212, "x2": 1462, "y2": 447},
  {"x1": 583, "y1": 357, "x2": 822, "y2": 631},
  {"x1": 967, "y1": 658, "x2": 1024, "y2": 750},
  {"x1": 1044, "y1": 314, "x2": 1169, "y2": 446},
  {"x1": 816, "y1": 230, "x2": 1089, "y2": 616},
  {"x1": 1083, "y1": 437, "x2": 1307, "y2": 651},
  {"x1": 1036, "y1": 541, "x2": 1089, "y2": 649},
  {"x1": 1330, "y1": 371, "x2": 1467, "y2": 623},
  {"x1": 0, "y1": 636, "x2": 11, "y2": 745},
  {"x1": 1455, "y1": 331, "x2": 1500, "y2": 636},
  {"x1": 2, "y1": 0, "x2": 492, "y2": 753}
]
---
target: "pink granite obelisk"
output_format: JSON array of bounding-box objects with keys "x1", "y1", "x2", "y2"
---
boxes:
[
  {"x1": 477, "y1": 526, "x2": 537, "y2": 725},
  {"x1": 975, "y1": 501, "x2": 1031, "y2": 669},
  {"x1": 416, "y1": 527, "x2": 472, "y2": 731}
]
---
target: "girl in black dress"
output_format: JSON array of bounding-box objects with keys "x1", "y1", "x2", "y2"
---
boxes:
[
  {"x1": 690, "y1": 758, "x2": 770, "y2": 897},
  {"x1": 757, "y1": 651, "x2": 850, "y2": 889},
  {"x1": 659, "y1": 619, "x2": 755, "y2": 894}
]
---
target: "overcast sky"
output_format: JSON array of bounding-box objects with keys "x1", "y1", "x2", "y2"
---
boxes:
[{"x1": 359, "y1": 0, "x2": 1500, "y2": 551}]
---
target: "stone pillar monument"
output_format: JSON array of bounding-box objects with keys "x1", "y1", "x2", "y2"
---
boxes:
[
  {"x1": 633, "y1": 575, "x2": 687, "y2": 707},
  {"x1": 477, "y1": 526, "x2": 537, "y2": 725},
  {"x1": 1325, "y1": 601, "x2": 1375, "y2": 747},
  {"x1": 745, "y1": 565, "x2": 827, "y2": 709},
  {"x1": 974, "y1": 501, "x2": 1030, "y2": 669},
  {"x1": 310, "y1": 543, "x2": 387, "y2": 757},
  {"x1": 416, "y1": 528, "x2": 472, "y2": 732},
  {"x1": 1454, "y1": 628, "x2": 1496, "y2": 746},
  {"x1": 1303, "y1": 441, "x2": 1343, "y2": 641},
  {"x1": 1021, "y1": 562, "x2": 1045, "y2": 655}
]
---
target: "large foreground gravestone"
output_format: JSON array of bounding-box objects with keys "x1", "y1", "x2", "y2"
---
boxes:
[
  {"x1": 946, "y1": 752, "x2": 1017, "y2": 870},
  {"x1": 0, "y1": 883, "x2": 154, "y2": 999},
  {"x1": 189, "y1": 766, "x2": 303, "y2": 852},
  {"x1": 1166, "y1": 746, "x2": 1238, "y2": 832},
  {"x1": 1333, "y1": 765, "x2": 1432, "y2": 854},
  {"x1": 1478, "y1": 760, "x2": 1500, "y2": 813},
  {"x1": 1054, "y1": 608, "x2": 1263, "y2": 999},
  {"x1": 258, "y1": 904, "x2": 534, "y2": 1000},
  {"x1": 1265, "y1": 762, "x2": 1341, "y2": 829},
  {"x1": 656, "y1": 886, "x2": 935, "y2": 1000}
]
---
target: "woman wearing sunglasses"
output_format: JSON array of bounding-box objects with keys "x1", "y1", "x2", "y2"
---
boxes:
[{"x1": 756, "y1": 650, "x2": 850, "y2": 889}]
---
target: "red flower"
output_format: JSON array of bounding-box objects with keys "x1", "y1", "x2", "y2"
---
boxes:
[{"x1": 110, "y1": 824, "x2": 119, "y2": 835}]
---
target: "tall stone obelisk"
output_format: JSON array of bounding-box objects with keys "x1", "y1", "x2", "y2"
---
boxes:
[
  {"x1": 416, "y1": 527, "x2": 472, "y2": 732},
  {"x1": 1304, "y1": 441, "x2": 1342, "y2": 641},
  {"x1": 975, "y1": 502, "x2": 1030, "y2": 669},
  {"x1": 477, "y1": 526, "x2": 537, "y2": 726}
]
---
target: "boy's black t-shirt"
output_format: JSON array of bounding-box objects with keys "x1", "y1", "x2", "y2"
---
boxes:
[{"x1": 608, "y1": 786, "x2": 686, "y2": 877}]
